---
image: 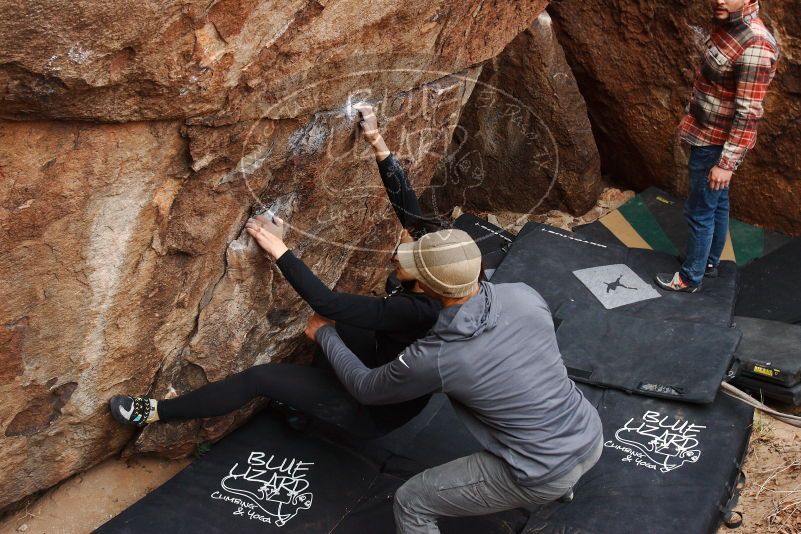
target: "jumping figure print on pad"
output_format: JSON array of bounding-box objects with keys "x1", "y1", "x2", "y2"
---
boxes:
[
  {"x1": 604, "y1": 275, "x2": 637, "y2": 294},
  {"x1": 211, "y1": 451, "x2": 314, "y2": 527},
  {"x1": 605, "y1": 410, "x2": 705, "y2": 473},
  {"x1": 573, "y1": 264, "x2": 660, "y2": 309}
]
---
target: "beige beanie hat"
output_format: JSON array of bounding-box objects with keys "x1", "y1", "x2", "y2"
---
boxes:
[{"x1": 396, "y1": 229, "x2": 482, "y2": 298}]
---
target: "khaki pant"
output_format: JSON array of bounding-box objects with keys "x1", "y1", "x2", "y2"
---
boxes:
[{"x1": 393, "y1": 437, "x2": 603, "y2": 534}]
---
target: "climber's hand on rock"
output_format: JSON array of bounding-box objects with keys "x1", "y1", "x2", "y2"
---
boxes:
[
  {"x1": 354, "y1": 103, "x2": 391, "y2": 161},
  {"x1": 255, "y1": 213, "x2": 286, "y2": 238},
  {"x1": 246, "y1": 215, "x2": 288, "y2": 260},
  {"x1": 708, "y1": 166, "x2": 732, "y2": 191},
  {"x1": 305, "y1": 313, "x2": 335, "y2": 341},
  {"x1": 354, "y1": 103, "x2": 380, "y2": 144}
]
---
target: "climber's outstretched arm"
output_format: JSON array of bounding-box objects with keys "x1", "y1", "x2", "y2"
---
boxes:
[
  {"x1": 245, "y1": 215, "x2": 438, "y2": 330},
  {"x1": 353, "y1": 103, "x2": 429, "y2": 238}
]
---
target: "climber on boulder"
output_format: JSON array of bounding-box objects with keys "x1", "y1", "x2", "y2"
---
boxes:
[
  {"x1": 655, "y1": 0, "x2": 779, "y2": 292},
  {"x1": 308, "y1": 228, "x2": 604, "y2": 534},
  {"x1": 108, "y1": 105, "x2": 446, "y2": 436}
]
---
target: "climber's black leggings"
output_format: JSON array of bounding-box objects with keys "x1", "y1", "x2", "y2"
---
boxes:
[{"x1": 157, "y1": 362, "x2": 429, "y2": 439}]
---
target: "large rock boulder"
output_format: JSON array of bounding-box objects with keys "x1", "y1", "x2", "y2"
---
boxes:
[
  {"x1": 425, "y1": 11, "x2": 603, "y2": 218},
  {"x1": 548, "y1": 0, "x2": 801, "y2": 235},
  {"x1": 1, "y1": 0, "x2": 543, "y2": 122},
  {"x1": 130, "y1": 72, "x2": 481, "y2": 457},
  {"x1": 0, "y1": 0, "x2": 548, "y2": 511}
]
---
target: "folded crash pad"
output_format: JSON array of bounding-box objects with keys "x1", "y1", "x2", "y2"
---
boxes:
[
  {"x1": 730, "y1": 375, "x2": 801, "y2": 406},
  {"x1": 573, "y1": 187, "x2": 790, "y2": 266},
  {"x1": 735, "y1": 238, "x2": 801, "y2": 325},
  {"x1": 492, "y1": 224, "x2": 738, "y2": 327},
  {"x1": 554, "y1": 301, "x2": 741, "y2": 403},
  {"x1": 733, "y1": 316, "x2": 801, "y2": 387},
  {"x1": 524, "y1": 384, "x2": 753, "y2": 534}
]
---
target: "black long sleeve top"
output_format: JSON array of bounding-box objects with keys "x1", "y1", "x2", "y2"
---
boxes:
[
  {"x1": 276, "y1": 250, "x2": 440, "y2": 366},
  {"x1": 377, "y1": 153, "x2": 430, "y2": 239},
  {"x1": 271, "y1": 153, "x2": 442, "y2": 366}
]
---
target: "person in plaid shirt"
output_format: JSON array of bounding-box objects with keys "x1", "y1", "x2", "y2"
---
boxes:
[{"x1": 656, "y1": 0, "x2": 779, "y2": 292}]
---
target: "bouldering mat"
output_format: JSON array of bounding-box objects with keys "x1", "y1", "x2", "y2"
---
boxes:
[
  {"x1": 734, "y1": 238, "x2": 801, "y2": 325},
  {"x1": 98, "y1": 385, "x2": 753, "y2": 534},
  {"x1": 523, "y1": 384, "x2": 753, "y2": 534},
  {"x1": 454, "y1": 213, "x2": 515, "y2": 278},
  {"x1": 733, "y1": 316, "x2": 801, "y2": 387},
  {"x1": 95, "y1": 397, "x2": 523, "y2": 534},
  {"x1": 363, "y1": 388, "x2": 752, "y2": 533},
  {"x1": 731, "y1": 374, "x2": 801, "y2": 406},
  {"x1": 95, "y1": 413, "x2": 379, "y2": 533},
  {"x1": 492, "y1": 224, "x2": 738, "y2": 327},
  {"x1": 572, "y1": 187, "x2": 790, "y2": 266},
  {"x1": 554, "y1": 301, "x2": 741, "y2": 403}
]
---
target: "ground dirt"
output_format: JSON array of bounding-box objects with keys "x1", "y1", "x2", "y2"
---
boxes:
[
  {"x1": 730, "y1": 410, "x2": 801, "y2": 534},
  {"x1": 0, "y1": 456, "x2": 189, "y2": 534}
]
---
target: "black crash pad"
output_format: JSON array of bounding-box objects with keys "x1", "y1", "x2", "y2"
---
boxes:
[
  {"x1": 524, "y1": 384, "x2": 753, "y2": 534},
  {"x1": 95, "y1": 414, "x2": 380, "y2": 533},
  {"x1": 95, "y1": 398, "x2": 526, "y2": 534},
  {"x1": 554, "y1": 301, "x2": 741, "y2": 403},
  {"x1": 733, "y1": 316, "x2": 801, "y2": 387},
  {"x1": 98, "y1": 385, "x2": 752, "y2": 534},
  {"x1": 492, "y1": 224, "x2": 738, "y2": 327},
  {"x1": 454, "y1": 213, "x2": 515, "y2": 277},
  {"x1": 735, "y1": 238, "x2": 801, "y2": 325},
  {"x1": 731, "y1": 375, "x2": 801, "y2": 406}
]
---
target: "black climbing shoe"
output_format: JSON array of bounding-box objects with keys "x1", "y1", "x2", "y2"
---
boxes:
[
  {"x1": 655, "y1": 272, "x2": 700, "y2": 293},
  {"x1": 109, "y1": 395, "x2": 157, "y2": 427}
]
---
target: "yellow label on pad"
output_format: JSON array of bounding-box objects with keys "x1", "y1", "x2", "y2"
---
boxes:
[{"x1": 752, "y1": 365, "x2": 779, "y2": 377}]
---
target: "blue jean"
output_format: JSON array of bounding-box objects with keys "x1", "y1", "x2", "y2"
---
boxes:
[{"x1": 680, "y1": 144, "x2": 729, "y2": 286}]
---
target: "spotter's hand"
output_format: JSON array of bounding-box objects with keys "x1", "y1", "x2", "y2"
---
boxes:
[
  {"x1": 707, "y1": 165, "x2": 733, "y2": 191},
  {"x1": 353, "y1": 103, "x2": 380, "y2": 144},
  {"x1": 246, "y1": 214, "x2": 289, "y2": 260},
  {"x1": 305, "y1": 313, "x2": 335, "y2": 342}
]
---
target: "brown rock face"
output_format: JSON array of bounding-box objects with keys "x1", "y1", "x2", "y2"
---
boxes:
[
  {"x1": 548, "y1": 0, "x2": 801, "y2": 235},
  {"x1": 0, "y1": 0, "x2": 549, "y2": 511},
  {"x1": 0, "y1": 0, "x2": 543, "y2": 122},
  {"x1": 424, "y1": 11, "x2": 603, "y2": 219},
  {"x1": 0, "y1": 71, "x2": 479, "y2": 510}
]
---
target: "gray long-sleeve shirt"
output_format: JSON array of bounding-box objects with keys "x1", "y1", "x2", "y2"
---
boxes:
[{"x1": 316, "y1": 281, "x2": 603, "y2": 486}]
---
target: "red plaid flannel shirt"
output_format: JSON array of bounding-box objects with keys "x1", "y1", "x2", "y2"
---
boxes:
[{"x1": 678, "y1": 2, "x2": 779, "y2": 171}]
